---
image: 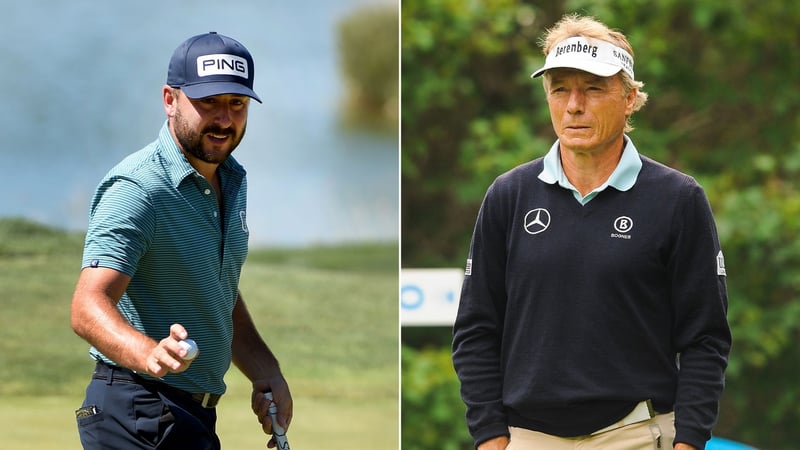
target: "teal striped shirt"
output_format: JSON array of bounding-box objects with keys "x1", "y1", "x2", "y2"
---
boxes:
[{"x1": 82, "y1": 120, "x2": 249, "y2": 395}]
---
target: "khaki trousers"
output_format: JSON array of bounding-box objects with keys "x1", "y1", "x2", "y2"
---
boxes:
[{"x1": 507, "y1": 412, "x2": 675, "y2": 450}]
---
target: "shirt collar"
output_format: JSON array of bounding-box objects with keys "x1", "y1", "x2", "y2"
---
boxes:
[{"x1": 538, "y1": 137, "x2": 642, "y2": 204}]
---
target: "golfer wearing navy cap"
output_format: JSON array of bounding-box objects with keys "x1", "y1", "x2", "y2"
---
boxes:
[
  {"x1": 71, "y1": 32, "x2": 290, "y2": 449},
  {"x1": 452, "y1": 15, "x2": 731, "y2": 450}
]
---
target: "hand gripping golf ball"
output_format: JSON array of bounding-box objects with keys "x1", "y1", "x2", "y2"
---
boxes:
[
  {"x1": 178, "y1": 338, "x2": 199, "y2": 360},
  {"x1": 264, "y1": 392, "x2": 290, "y2": 449}
]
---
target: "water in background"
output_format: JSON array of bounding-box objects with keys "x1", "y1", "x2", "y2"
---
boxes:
[{"x1": 1, "y1": 0, "x2": 398, "y2": 246}]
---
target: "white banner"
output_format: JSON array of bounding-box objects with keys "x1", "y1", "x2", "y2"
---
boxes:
[{"x1": 401, "y1": 268, "x2": 463, "y2": 326}]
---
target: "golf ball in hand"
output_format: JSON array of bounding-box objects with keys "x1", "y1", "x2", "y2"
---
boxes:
[{"x1": 179, "y1": 339, "x2": 199, "y2": 360}]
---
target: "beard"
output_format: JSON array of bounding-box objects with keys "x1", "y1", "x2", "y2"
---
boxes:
[{"x1": 173, "y1": 106, "x2": 247, "y2": 164}]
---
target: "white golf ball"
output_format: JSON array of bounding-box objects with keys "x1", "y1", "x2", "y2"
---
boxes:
[{"x1": 179, "y1": 338, "x2": 199, "y2": 360}]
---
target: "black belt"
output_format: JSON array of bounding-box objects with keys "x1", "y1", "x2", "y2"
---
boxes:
[{"x1": 91, "y1": 362, "x2": 222, "y2": 408}]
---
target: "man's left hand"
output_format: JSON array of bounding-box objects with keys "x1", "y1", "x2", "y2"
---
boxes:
[{"x1": 251, "y1": 374, "x2": 292, "y2": 445}]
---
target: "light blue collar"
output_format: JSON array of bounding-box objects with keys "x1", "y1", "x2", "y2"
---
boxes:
[{"x1": 538, "y1": 137, "x2": 642, "y2": 205}]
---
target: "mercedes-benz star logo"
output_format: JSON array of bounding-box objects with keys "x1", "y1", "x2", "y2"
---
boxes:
[{"x1": 524, "y1": 208, "x2": 551, "y2": 235}]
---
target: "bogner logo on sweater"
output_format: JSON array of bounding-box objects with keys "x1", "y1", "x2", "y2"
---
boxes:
[
  {"x1": 524, "y1": 208, "x2": 551, "y2": 235},
  {"x1": 611, "y1": 216, "x2": 633, "y2": 239}
]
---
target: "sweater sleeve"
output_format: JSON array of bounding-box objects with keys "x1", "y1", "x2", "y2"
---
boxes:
[
  {"x1": 452, "y1": 182, "x2": 511, "y2": 448},
  {"x1": 669, "y1": 179, "x2": 732, "y2": 449}
]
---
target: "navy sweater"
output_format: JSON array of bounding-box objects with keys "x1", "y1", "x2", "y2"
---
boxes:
[{"x1": 452, "y1": 155, "x2": 731, "y2": 449}]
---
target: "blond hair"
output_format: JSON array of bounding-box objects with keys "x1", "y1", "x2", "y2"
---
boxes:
[{"x1": 540, "y1": 14, "x2": 648, "y2": 132}]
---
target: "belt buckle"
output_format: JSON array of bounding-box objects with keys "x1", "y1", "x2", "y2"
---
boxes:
[{"x1": 201, "y1": 392, "x2": 212, "y2": 408}]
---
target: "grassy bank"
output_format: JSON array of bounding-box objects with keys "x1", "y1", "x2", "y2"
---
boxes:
[{"x1": 0, "y1": 218, "x2": 399, "y2": 449}]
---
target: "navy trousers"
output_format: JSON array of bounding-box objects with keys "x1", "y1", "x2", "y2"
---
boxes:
[{"x1": 76, "y1": 362, "x2": 221, "y2": 450}]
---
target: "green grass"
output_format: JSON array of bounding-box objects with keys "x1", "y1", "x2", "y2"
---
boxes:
[{"x1": 0, "y1": 218, "x2": 399, "y2": 449}]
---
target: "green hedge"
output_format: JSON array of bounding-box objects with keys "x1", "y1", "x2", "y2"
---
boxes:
[{"x1": 401, "y1": 345, "x2": 473, "y2": 450}]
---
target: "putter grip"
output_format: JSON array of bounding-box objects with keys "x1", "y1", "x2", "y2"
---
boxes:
[{"x1": 264, "y1": 392, "x2": 290, "y2": 450}]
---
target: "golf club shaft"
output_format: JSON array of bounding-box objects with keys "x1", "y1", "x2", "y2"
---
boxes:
[{"x1": 264, "y1": 392, "x2": 290, "y2": 449}]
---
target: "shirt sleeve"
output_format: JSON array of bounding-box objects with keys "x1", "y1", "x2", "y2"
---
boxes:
[
  {"x1": 82, "y1": 177, "x2": 156, "y2": 277},
  {"x1": 669, "y1": 178, "x2": 732, "y2": 449},
  {"x1": 452, "y1": 182, "x2": 511, "y2": 447}
]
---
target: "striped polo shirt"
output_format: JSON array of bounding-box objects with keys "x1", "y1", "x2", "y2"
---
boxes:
[{"x1": 82, "y1": 120, "x2": 249, "y2": 395}]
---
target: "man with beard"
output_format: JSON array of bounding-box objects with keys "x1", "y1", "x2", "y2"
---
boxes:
[{"x1": 70, "y1": 32, "x2": 291, "y2": 450}]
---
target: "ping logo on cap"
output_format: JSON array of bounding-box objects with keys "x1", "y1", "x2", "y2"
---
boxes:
[{"x1": 196, "y1": 54, "x2": 249, "y2": 79}]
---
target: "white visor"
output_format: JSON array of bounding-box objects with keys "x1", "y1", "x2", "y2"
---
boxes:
[{"x1": 531, "y1": 36, "x2": 634, "y2": 79}]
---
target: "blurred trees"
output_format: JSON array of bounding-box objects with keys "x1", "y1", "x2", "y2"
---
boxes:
[
  {"x1": 338, "y1": 3, "x2": 399, "y2": 132},
  {"x1": 402, "y1": 346, "x2": 472, "y2": 449},
  {"x1": 401, "y1": 0, "x2": 800, "y2": 448}
]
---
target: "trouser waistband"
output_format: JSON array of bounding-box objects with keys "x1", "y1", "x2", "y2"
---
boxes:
[
  {"x1": 91, "y1": 361, "x2": 222, "y2": 408},
  {"x1": 590, "y1": 400, "x2": 655, "y2": 435}
]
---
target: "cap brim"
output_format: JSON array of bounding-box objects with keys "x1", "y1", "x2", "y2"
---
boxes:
[
  {"x1": 181, "y1": 81, "x2": 262, "y2": 103},
  {"x1": 531, "y1": 61, "x2": 622, "y2": 79}
]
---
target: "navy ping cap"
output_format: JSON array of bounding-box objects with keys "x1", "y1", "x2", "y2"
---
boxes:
[{"x1": 167, "y1": 32, "x2": 261, "y2": 103}]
